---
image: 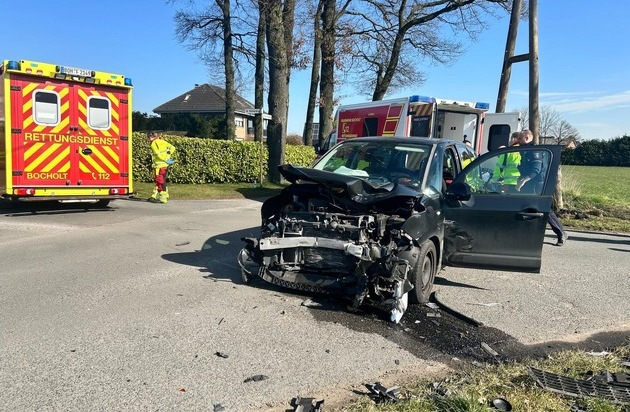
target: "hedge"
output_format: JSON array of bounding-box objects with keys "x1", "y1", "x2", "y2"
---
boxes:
[{"x1": 132, "y1": 132, "x2": 316, "y2": 183}]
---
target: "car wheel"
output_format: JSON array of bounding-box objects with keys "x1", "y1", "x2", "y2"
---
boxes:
[
  {"x1": 409, "y1": 240, "x2": 437, "y2": 304},
  {"x1": 95, "y1": 199, "x2": 110, "y2": 208}
]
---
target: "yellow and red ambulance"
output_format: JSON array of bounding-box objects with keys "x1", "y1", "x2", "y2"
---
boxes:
[
  {"x1": 0, "y1": 59, "x2": 133, "y2": 206},
  {"x1": 318, "y1": 96, "x2": 521, "y2": 156}
]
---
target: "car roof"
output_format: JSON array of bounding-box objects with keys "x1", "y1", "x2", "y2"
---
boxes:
[{"x1": 337, "y1": 136, "x2": 461, "y2": 146}]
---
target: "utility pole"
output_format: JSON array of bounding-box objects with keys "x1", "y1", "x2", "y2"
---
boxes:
[
  {"x1": 529, "y1": 0, "x2": 540, "y2": 143},
  {"x1": 496, "y1": 0, "x2": 523, "y2": 113},
  {"x1": 496, "y1": 0, "x2": 540, "y2": 144}
]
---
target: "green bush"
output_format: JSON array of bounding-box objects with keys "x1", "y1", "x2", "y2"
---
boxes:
[{"x1": 132, "y1": 132, "x2": 316, "y2": 183}]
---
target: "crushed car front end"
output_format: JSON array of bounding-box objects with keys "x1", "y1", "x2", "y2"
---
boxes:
[{"x1": 239, "y1": 139, "x2": 439, "y2": 322}]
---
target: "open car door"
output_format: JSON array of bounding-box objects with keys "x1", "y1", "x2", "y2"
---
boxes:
[{"x1": 442, "y1": 145, "x2": 562, "y2": 273}]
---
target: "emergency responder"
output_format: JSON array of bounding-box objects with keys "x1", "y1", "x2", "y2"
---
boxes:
[
  {"x1": 148, "y1": 131, "x2": 176, "y2": 204},
  {"x1": 515, "y1": 129, "x2": 568, "y2": 246},
  {"x1": 491, "y1": 132, "x2": 521, "y2": 192}
]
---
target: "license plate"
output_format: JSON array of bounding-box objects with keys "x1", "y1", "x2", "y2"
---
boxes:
[{"x1": 60, "y1": 65, "x2": 92, "y2": 77}]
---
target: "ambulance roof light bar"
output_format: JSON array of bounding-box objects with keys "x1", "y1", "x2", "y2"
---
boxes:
[
  {"x1": 409, "y1": 95, "x2": 436, "y2": 104},
  {"x1": 7, "y1": 60, "x2": 20, "y2": 70},
  {"x1": 475, "y1": 102, "x2": 490, "y2": 110}
]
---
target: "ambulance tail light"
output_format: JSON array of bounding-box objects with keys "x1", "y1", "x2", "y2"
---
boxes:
[
  {"x1": 109, "y1": 188, "x2": 128, "y2": 195},
  {"x1": 14, "y1": 188, "x2": 36, "y2": 196}
]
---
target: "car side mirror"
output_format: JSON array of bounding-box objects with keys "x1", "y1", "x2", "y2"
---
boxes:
[{"x1": 445, "y1": 181, "x2": 472, "y2": 201}]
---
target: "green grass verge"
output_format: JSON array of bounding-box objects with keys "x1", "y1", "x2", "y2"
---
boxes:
[
  {"x1": 132, "y1": 181, "x2": 285, "y2": 201},
  {"x1": 337, "y1": 342, "x2": 630, "y2": 412},
  {"x1": 560, "y1": 166, "x2": 630, "y2": 233}
]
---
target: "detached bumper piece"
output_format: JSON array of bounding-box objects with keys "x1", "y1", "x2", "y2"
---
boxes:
[
  {"x1": 528, "y1": 367, "x2": 630, "y2": 405},
  {"x1": 365, "y1": 382, "x2": 401, "y2": 404},
  {"x1": 291, "y1": 397, "x2": 324, "y2": 412}
]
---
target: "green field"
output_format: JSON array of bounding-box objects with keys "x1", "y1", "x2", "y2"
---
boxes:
[{"x1": 561, "y1": 166, "x2": 630, "y2": 233}]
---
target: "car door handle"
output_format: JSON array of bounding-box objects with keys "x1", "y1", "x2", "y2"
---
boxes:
[{"x1": 518, "y1": 211, "x2": 544, "y2": 220}]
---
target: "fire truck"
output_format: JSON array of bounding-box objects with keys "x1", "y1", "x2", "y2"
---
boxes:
[
  {"x1": 318, "y1": 95, "x2": 521, "y2": 155},
  {"x1": 0, "y1": 59, "x2": 133, "y2": 206}
]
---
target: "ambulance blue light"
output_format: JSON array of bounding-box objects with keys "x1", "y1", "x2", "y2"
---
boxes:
[
  {"x1": 124, "y1": 78, "x2": 133, "y2": 86},
  {"x1": 410, "y1": 95, "x2": 435, "y2": 103},
  {"x1": 475, "y1": 102, "x2": 490, "y2": 110},
  {"x1": 7, "y1": 60, "x2": 20, "y2": 70}
]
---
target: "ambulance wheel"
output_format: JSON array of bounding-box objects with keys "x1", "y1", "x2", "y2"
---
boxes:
[
  {"x1": 95, "y1": 199, "x2": 111, "y2": 208},
  {"x1": 409, "y1": 240, "x2": 437, "y2": 304}
]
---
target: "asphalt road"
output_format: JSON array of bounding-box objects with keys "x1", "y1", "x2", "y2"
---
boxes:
[{"x1": 1, "y1": 198, "x2": 628, "y2": 411}]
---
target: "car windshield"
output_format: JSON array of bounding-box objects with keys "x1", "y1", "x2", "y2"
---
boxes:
[{"x1": 313, "y1": 140, "x2": 432, "y2": 188}]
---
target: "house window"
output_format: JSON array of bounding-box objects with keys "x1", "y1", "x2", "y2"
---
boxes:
[
  {"x1": 235, "y1": 118, "x2": 244, "y2": 128},
  {"x1": 33, "y1": 91, "x2": 60, "y2": 125}
]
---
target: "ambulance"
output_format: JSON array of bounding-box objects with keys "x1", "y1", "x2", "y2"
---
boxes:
[
  {"x1": 318, "y1": 95, "x2": 521, "y2": 155},
  {"x1": 0, "y1": 59, "x2": 133, "y2": 206}
]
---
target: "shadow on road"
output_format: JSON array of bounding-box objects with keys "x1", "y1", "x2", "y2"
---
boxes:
[
  {"x1": 1, "y1": 200, "x2": 114, "y2": 216},
  {"x1": 162, "y1": 226, "x2": 630, "y2": 369},
  {"x1": 434, "y1": 276, "x2": 488, "y2": 290}
]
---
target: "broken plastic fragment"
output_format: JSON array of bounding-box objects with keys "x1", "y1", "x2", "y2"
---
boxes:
[
  {"x1": 215, "y1": 352, "x2": 229, "y2": 359},
  {"x1": 489, "y1": 397, "x2": 512, "y2": 411},
  {"x1": 244, "y1": 374, "x2": 269, "y2": 383},
  {"x1": 301, "y1": 299, "x2": 323, "y2": 308},
  {"x1": 291, "y1": 396, "x2": 324, "y2": 412},
  {"x1": 365, "y1": 382, "x2": 400, "y2": 404},
  {"x1": 481, "y1": 342, "x2": 500, "y2": 357},
  {"x1": 389, "y1": 280, "x2": 408, "y2": 324}
]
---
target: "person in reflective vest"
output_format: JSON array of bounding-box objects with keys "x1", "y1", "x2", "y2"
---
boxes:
[
  {"x1": 492, "y1": 143, "x2": 521, "y2": 192},
  {"x1": 148, "y1": 131, "x2": 176, "y2": 204}
]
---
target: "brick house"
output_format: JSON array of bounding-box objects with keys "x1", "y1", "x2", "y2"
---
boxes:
[{"x1": 153, "y1": 84, "x2": 266, "y2": 140}]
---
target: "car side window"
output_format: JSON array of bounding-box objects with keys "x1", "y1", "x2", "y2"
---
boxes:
[
  {"x1": 458, "y1": 148, "x2": 553, "y2": 195},
  {"x1": 443, "y1": 148, "x2": 458, "y2": 186},
  {"x1": 455, "y1": 143, "x2": 476, "y2": 169}
]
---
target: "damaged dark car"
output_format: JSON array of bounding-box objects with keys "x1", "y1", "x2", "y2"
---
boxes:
[{"x1": 239, "y1": 137, "x2": 561, "y2": 322}]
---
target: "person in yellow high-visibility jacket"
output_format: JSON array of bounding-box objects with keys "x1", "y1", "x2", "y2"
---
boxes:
[
  {"x1": 148, "y1": 131, "x2": 176, "y2": 204},
  {"x1": 491, "y1": 144, "x2": 521, "y2": 192}
]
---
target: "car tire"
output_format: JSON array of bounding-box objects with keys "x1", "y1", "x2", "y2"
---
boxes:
[
  {"x1": 95, "y1": 199, "x2": 111, "y2": 208},
  {"x1": 409, "y1": 240, "x2": 437, "y2": 304}
]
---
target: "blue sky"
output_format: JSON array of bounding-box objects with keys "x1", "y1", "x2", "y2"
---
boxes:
[{"x1": 3, "y1": 1, "x2": 628, "y2": 140}]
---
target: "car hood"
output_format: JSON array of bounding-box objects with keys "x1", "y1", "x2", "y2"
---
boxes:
[{"x1": 278, "y1": 164, "x2": 421, "y2": 205}]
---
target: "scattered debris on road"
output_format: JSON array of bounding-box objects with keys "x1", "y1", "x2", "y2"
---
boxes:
[
  {"x1": 290, "y1": 396, "x2": 324, "y2": 412},
  {"x1": 489, "y1": 397, "x2": 512, "y2": 411},
  {"x1": 244, "y1": 374, "x2": 269, "y2": 383},
  {"x1": 480, "y1": 342, "x2": 500, "y2": 358},
  {"x1": 364, "y1": 381, "x2": 400, "y2": 404},
  {"x1": 215, "y1": 352, "x2": 229, "y2": 359},
  {"x1": 528, "y1": 367, "x2": 630, "y2": 404}
]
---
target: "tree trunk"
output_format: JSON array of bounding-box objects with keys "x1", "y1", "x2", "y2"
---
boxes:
[
  {"x1": 371, "y1": 29, "x2": 404, "y2": 101},
  {"x1": 318, "y1": 0, "x2": 335, "y2": 144},
  {"x1": 266, "y1": 0, "x2": 289, "y2": 184},
  {"x1": 220, "y1": 0, "x2": 236, "y2": 140},
  {"x1": 303, "y1": 0, "x2": 324, "y2": 146},
  {"x1": 254, "y1": 0, "x2": 266, "y2": 143}
]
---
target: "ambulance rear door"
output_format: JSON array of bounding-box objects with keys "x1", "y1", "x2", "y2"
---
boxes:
[{"x1": 10, "y1": 75, "x2": 130, "y2": 189}]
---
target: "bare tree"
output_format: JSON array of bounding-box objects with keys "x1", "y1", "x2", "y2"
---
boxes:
[
  {"x1": 254, "y1": 0, "x2": 267, "y2": 143},
  {"x1": 172, "y1": 0, "x2": 258, "y2": 139},
  {"x1": 266, "y1": 0, "x2": 296, "y2": 183},
  {"x1": 552, "y1": 120, "x2": 580, "y2": 144},
  {"x1": 302, "y1": 0, "x2": 324, "y2": 146},
  {"x1": 343, "y1": 0, "x2": 509, "y2": 101},
  {"x1": 517, "y1": 105, "x2": 579, "y2": 143}
]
